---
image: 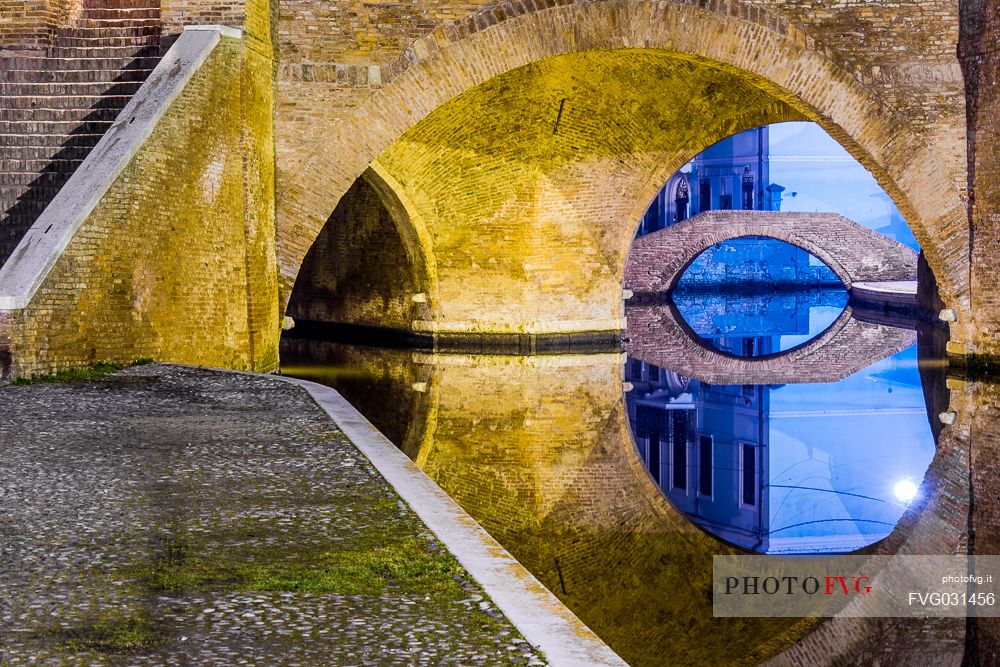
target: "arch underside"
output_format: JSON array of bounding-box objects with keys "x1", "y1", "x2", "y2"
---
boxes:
[{"x1": 275, "y1": 0, "x2": 969, "y2": 343}]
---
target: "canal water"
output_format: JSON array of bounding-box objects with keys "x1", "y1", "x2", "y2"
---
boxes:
[{"x1": 280, "y1": 280, "x2": 948, "y2": 666}]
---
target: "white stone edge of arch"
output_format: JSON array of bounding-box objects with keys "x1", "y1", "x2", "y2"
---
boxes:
[
  {"x1": 0, "y1": 24, "x2": 243, "y2": 311},
  {"x1": 275, "y1": 373, "x2": 629, "y2": 667}
]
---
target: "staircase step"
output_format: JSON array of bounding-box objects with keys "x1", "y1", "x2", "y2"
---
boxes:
[
  {"x1": 0, "y1": 170, "x2": 76, "y2": 186},
  {"x1": 0, "y1": 55, "x2": 161, "y2": 71},
  {"x1": 55, "y1": 36, "x2": 161, "y2": 49},
  {"x1": 2, "y1": 200, "x2": 53, "y2": 216},
  {"x1": 0, "y1": 68, "x2": 155, "y2": 84},
  {"x1": 0, "y1": 184, "x2": 64, "y2": 199},
  {"x1": 57, "y1": 25, "x2": 161, "y2": 39},
  {"x1": 80, "y1": 9, "x2": 161, "y2": 21},
  {"x1": 49, "y1": 45, "x2": 160, "y2": 58},
  {"x1": 0, "y1": 81, "x2": 143, "y2": 96},
  {"x1": 80, "y1": 0, "x2": 161, "y2": 10},
  {"x1": 0, "y1": 119, "x2": 114, "y2": 134},
  {"x1": 1, "y1": 145, "x2": 94, "y2": 161},
  {"x1": 2, "y1": 95, "x2": 135, "y2": 108},
  {"x1": 0, "y1": 133, "x2": 105, "y2": 148},
  {"x1": 0, "y1": 108, "x2": 123, "y2": 123},
  {"x1": 1, "y1": 94, "x2": 134, "y2": 109},
  {"x1": 0, "y1": 158, "x2": 87, "y2": 172}
]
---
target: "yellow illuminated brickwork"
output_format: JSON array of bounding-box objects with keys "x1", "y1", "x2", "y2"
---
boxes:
[
  {"x1": 6, "y1": 36, "x2": 279, "y2": 378},
  {"x1": 273, "y1": 0, "x2": 972, "y2": 348},
  {"x1": 370, "y1": 50, "x2": 804, "y2": 334}
]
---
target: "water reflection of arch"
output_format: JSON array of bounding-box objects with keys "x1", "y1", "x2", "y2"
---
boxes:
[
  {"x1": 625, "y1": 302, "x2": 917, "y2": 386},
  {"x1": 625, "y1": 210, "x2": 918, "y2": 294},
  {"x1": 281, "y1": 342, "x2": 968, "y2": 665}
]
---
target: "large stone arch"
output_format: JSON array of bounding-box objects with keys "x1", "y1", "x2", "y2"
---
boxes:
[
  {"x1": 275, "y1": 0, "x2": 969, "y2": 343},
  {"x1": 625, "y1": 210, "x2": 920, "y2": 293}
]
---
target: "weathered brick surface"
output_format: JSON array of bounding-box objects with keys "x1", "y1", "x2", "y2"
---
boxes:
[
  {"x1": 4, "y1": 0, "x2": 999, "y2": 370},
  {"x1": 270, "y1": 0, "x2": 971, "y2": 346},
  {"x1": 286, "y1": 171, "x2": 431, "y2": 331},
  {"x1": 625, "y1": 211, "x2": 919, "y2": 293},
  {"x1": 0, "y1": 0, "x2": 79, "y2": 48},
  {"x1": 3, "y1": 36, "x2": 278, "y2": 378},
  {"x1": 961, "y1": 0, "x2": 1000, "y2": 360},
  {"x1": 625, "y1": 303, "x2": 917, "y2": 385},
  {"x1": 350, "y1": 50, "x2": 803, "y2": 335}
]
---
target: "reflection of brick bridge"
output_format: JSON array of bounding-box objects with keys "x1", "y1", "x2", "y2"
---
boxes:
[
  {"x1": 625, "y1": 303, "x2": 917, "y2": 385},
  {"x1": 625, "y1": 211, "x2": 919, "y2": 293},
  {"x1": 278, "y1": 342, "x2": 972, "y2": 666}
]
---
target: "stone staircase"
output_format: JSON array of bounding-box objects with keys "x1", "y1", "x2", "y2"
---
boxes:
[{"x1": 0, "y1": 0, "x2": 162, "y2": 265}]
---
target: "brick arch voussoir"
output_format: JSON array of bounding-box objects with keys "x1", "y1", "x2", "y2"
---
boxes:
[{"x1": 277, "y1": 0, "x2": 966, "y2": 319}]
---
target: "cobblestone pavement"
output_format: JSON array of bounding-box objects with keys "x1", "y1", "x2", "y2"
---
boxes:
[{"x1": 0, "y1": 364, "x2": 545, "y2": 666}]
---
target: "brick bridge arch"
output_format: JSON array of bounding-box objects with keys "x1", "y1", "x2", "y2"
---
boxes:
[
  {"x1": 625, "y1": 302, "x2": 917, "y2": 386},
  {"x1": 625, "y1": 210, "x2": 919, "y2": 294},
  {"x1": 276, "y1": 0, "x2": 969, "y2": 343}
]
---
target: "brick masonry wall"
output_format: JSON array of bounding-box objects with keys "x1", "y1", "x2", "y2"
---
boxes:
[
  {"x1": 362, "y1": 50, "x2": 804, "y2": 335},
  {"x1": 961, "y1": 0, "x2": 1000, "y2": 360},
  {"x1": 3, "y1": 36, "x2": 279, "y2": 378},
  {"x1": 0, "y1": 0, "x2": 80, "y2": 49},
  {"x1": 162, "y1": 0, "x2": 273, "y2": 52},
  {"x1": 269, "y1": 0, "x2": 972, "y2": 347},
  {"x1": 625, "y1": 210, "x2": 920, "y2": 293}
]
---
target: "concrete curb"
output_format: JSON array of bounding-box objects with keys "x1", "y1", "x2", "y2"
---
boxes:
[{"x1": 275, "y1": 375, "x2": 628, "y2": 666}]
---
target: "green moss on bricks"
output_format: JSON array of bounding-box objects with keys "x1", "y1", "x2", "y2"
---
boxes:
[
  {"x1": 12, "y1": 359, "x2": 152, "y2": 385},
  {"x1": 132, "y1": 534, "x2": 465, "y2": 598},
  {"x1": 53, "y1": 613, "x2": 165, "y2": 654}
]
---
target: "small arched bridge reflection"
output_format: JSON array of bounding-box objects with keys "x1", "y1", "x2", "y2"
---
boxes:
[{"x1": 625, "y1": 302, "x2": 917, "y2": 386}]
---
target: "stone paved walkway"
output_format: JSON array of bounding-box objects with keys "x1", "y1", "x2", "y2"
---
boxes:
[{"x1": 0, "y1": 364, "x2": 545, "y2": 665}]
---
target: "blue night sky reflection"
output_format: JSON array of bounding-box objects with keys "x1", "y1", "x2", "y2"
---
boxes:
[
  {"x1": 765, "y1": 344, "x2": 933, "y2": 552},
  {"x1": 625, "y1": 343, "x2": 935, "y2": 554}
]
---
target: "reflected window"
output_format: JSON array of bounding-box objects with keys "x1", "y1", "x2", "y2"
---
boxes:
[
  {"x1": 698, "y1": 435, "x2": 713, "y2": 497},
  {"x1": 742, "y1": 170, "x2": 754, "y2": 210},
  {"x1": 672, "y1": 415, "x2": 688, "y2": 491},
  {"x1": 741, "y1": 443, "x2": 756, "y2": 506},
  {"x1": 649, "y1": 433, "x2": 661, "y2": 484}
]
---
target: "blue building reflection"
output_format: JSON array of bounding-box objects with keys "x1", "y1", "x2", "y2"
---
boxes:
[{"x1": 624, "y1": 343, "x2": 936, "y2": 554}]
